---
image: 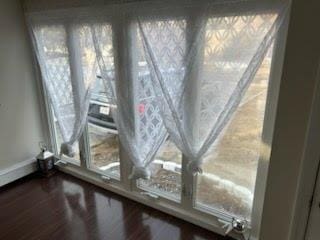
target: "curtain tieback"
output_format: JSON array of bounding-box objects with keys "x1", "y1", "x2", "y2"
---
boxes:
[
  {"x1": 60, "y1": 142, "x2": 76, "y2": 158},
  {"x1": 129, "y1": 166, "x2": 151, "y2": 180},
  {"x1": 187, "y1": 160, "x2": 203, "y2": 175}
]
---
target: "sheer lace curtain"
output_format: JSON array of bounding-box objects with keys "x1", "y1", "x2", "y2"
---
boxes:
[
  {"x1": 27, "y1": 21, "x2": 97, "y2": 157},
  {"x1": 25, "y1": 0, "x2": 288, "y2": 178},
  {"x1": 91, "y1": 21, "x2": 168, "y2": 179},
  {"x1": 138, "y1": 4, "x2": 288, "y2": 174}
]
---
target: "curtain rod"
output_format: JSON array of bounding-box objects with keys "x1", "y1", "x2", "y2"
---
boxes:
[{"x1": 24, "y1": 0, "x2": 269, "y2": 13}]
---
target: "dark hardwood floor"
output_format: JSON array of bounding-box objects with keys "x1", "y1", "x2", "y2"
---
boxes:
[{"x1": 0, "y1": 172, "x2": 233, "y2": 240}]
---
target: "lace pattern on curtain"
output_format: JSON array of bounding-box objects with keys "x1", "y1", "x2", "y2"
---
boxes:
[
  {"x1": 138, "y1": 5, "x2": 287, "y2": 174},
  {"x1": 26, "y1": 0, "x2": 288, "y2": 178}
]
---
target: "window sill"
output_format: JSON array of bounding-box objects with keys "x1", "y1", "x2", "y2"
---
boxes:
[{"x1": 55, "y1": 161, "x2": 246, "y2": 240}]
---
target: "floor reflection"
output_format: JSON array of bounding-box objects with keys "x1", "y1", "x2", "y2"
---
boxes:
[{"x1": 39, "y1": 173, "x2": 230, "y2": 240}]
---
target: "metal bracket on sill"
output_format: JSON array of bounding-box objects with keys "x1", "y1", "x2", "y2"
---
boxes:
[
  {"x1": 101, "y1": 175, "x2": 112, "y2": 183},
  {"x1": 219, "y1": 218, "x2": 249, "y2": 240},
  {"x1": 54, "y1": 160, "x2": 68, "y2": 166},
  {"x1": 140, "y1": 191, "x2": 160, "y2": 200}
]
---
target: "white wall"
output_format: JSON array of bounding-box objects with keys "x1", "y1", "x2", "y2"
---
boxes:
[
  {"x1": 0, "y1": 0, "x2": 44, "y2": 171},
  {"x1": 259, "y1": 0, "x2": 320, "y2": 239}
]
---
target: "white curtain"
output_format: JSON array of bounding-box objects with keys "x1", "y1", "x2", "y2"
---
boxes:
[
  {"x1": 25, "y1": 0, "x2": 288, "y2": 178},
  {"x1": 137, "y1": 3, "x2": 287, "y2": 174},
  {"x1": 28, "y1": 22, "x2": 97, "y2": 157},
  {"x1": 91, "y1": 23, "x2": 168, "y2": 179}
]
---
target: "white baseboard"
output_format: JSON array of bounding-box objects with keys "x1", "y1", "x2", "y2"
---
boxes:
[{"x1": 0, "y1": 158, "x2": 37, "y2": 187}]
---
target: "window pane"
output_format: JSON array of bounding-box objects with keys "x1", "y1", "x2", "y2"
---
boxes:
[
  {"x1": 195, "y1": 13, "x2": 276, "y2": 219},
  {"x1": 136, "y1": 19, "x2": 185, "y2": 200},
  {"x1": 84, "y1": 24, "x2": 120, "y2": 178},
  {"x1": 196, "y1": 53, "x2": 272, "y2": 219},
  {"x1": 138, "y1": 138, "x2": 182, "y2": 200},
  {"x1": 88, "y1": 101, "x2": 120, "y2": 177},
  {"x1": 38, "y1": 25, "x2": 80, "y2": 162}
]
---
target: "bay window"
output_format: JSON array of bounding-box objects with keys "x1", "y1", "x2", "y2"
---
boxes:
[{"x1": 26, "y1": 0, "x2": 288, "y2": 238}]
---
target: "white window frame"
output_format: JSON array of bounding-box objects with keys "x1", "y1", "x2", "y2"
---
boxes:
[{"x1": 33, "y1": 2, "x2": 289, "y2": 239}]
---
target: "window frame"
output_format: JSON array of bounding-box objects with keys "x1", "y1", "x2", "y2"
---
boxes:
[{"x1": 33, "y1": 2, "x2": 288, "y2": 239}]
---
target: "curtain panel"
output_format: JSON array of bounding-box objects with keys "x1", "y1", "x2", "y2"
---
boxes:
[{"x1": 24, "y1": 0, "x2": 288, "y2": 179}]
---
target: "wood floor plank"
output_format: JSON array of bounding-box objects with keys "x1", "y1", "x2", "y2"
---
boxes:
[{"x1": 0, "y1": 172, "x2": 233, "y2": 240}]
